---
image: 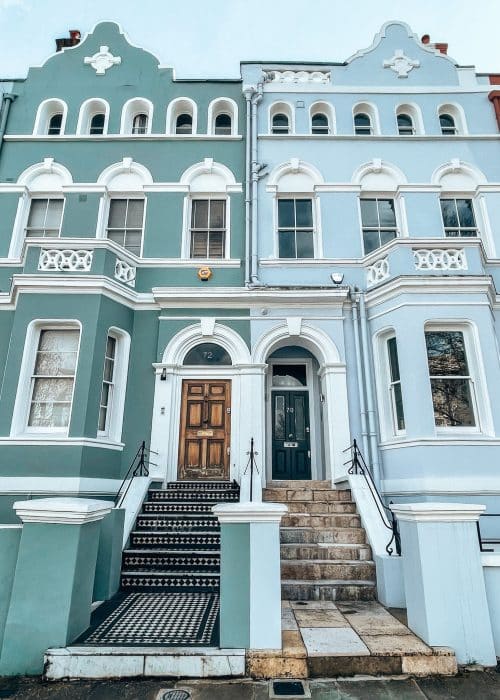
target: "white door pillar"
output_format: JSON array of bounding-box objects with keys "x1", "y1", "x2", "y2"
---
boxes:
[
  {"x1": 318, "y1": 363, "x2": 351, "y2": 484},
  {"x1": 237, "y1": 364, "x2": 267, "y2": 502}
]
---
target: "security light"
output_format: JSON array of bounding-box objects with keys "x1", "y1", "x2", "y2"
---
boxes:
[{"x1": 330, "y1": 272, "x2": 344, "y2": 284}]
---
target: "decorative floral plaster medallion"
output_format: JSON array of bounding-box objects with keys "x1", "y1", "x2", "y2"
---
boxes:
[
  {"x1": 84, "y1": 46, "x2": 122, "y2": 75},
  {"x1": 383, "y1": 50, "x2": 420, "y2": 78}
]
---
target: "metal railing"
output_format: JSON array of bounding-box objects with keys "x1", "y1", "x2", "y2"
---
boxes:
[
  {"x1": 477, "y1": 514, "x2": 500, "y2": 553},
  {"x1": 344, "y1": 439, "x2": 401, "y2": 556},
  {"x1": 243, "y1": 437, "x2": 260, "y2": 501},
  {"x1": 114, "y1": 441, "x2": 157, "y2": 508}
]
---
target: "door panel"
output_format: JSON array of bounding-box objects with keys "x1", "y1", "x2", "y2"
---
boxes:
[
  {"x1": 178, "y1": 380, "x2": 231, "y2": 480},
  {"x1": 272, "y1": 390, "x2": 311, "y2": 480}
]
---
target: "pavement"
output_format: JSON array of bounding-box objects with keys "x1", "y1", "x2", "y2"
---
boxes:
[{"x1": 2, "y1": 672, "x2": 500, "y2": 699}]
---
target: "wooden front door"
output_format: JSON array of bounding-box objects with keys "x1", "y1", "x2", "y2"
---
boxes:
[
  {"x1": 272, "y1": 390, "x2": 311, "y2": 480},
  {"x1": 178, "y1": 380, "x2": 231, "y2": 480}
]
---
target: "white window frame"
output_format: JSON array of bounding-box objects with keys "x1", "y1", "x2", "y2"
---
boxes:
[
  {"x1": 11, "y1": 320, "x2": 82, "y2": 437},
  {"x1": 24, "y1": 196, "x2": 66, "y2": 239},
  {"x1": 274, "y1": 195, "x2": 320, "y2": 260},
  {"x1": 97, "y1": 328, "x2": 131, "y2": 441},
  {"x1": 439, "y1": 196, "x2": 479, "y2": 238},
  {"x1": 183, "y1": 194, "x2": 231, "y2": 260},
  {"x1": 76, "y1": 98, "x2": 110, "y2": 136},
  {"x1": 166, "y1": 97, "x2": 198, "y2": 135},
  {"x1": 310, "y1": 101, "x2": 335, "y2": 135},
  {"x1": 353, "y1": 102, "x2": 380, "y2": 136},
  {"x1": 437, "y1": 103, "x2": 468, "y2": 136},
  {"x1": 374, "y1": 329, "x2": 406, "y2": 441},
  {"x1": 423, "y1": 322, "x2": 493, "y2": 436},
  {"x1": 101, "y1": 195, "x2": 147, "y2": 258},
  {"x1": 269, "y1": 101, "x2": 295, "y2": 135},
  {"x1": 358, "y1": 194, "x2": 401, "y2": 256},
  {"x1": 120, "y1": 98, "x2": 154, "y2": 135},
  {"x1": 207, "y1": 98, "x2": 238, "y2": 136},
  {"x1": 33, "y1": 99, "x2": 68, "y2": 136}
]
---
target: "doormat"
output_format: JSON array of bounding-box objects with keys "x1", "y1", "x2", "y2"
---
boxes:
[{"x1": 78, "y1": 592, "x2": 219, "y2": 646}]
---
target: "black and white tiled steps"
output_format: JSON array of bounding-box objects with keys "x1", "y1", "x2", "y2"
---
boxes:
[{"x1": 121, "y1": 480, "x2": 239, "y2": 592}]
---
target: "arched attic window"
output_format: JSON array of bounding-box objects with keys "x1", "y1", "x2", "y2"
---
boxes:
[
  {"x1": 208, "y1": 98, "x2": 238, "y2": 136},
  {"x1": 353, "y1": 103, "x2": 378, "y2": 136},
  {"x1": 396, "y1": 104, "x2": 423, "y2": 136},
  {"x1": 397, "y1": 113, "x2": 414, "y2": 135},
  {"x1": 121, "y1": 98, "x2": 153, "y2": 135},
  {"x1": 166, "y1": 98, "x2": 197, "y2": 135},
  {"x1": 270, "y1": 102, "x2": 293, "y2": 134},
  {"x1": 97, "y1": 159, "x2": 153, "y2": 257},
  {"x1": 33, "y1": 99, "x2": 67, "y2": 136},
  {"x1": 438, "y1": 105, "x2": 466, "y2": 135},
  {"x1": 180, "y1": 159, "x2": 238, "y2": 259},
  {"x1": 310, "y1": 103, "x2": 333, "y2": 135},
  {"x1": 77, "y1": 99, "x2": 109, "y2": 135}
]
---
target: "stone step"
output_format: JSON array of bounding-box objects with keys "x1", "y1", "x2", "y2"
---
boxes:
[
  {"x1": 281, "y1": 579, "x2": 376, "y2": 602},
  {"x1": 122, "y1": 550, "x2": 220, "y2": 571},
  {"x1": 143, "y1": 501, "x2": 215, "y2": 514},
  {"x1": 149, "y1": 488, "x2": 239, "y2": 502},
  {"x1": 120, "y1": 570, "x2": 219, "y2": 591},
  {"x1": 129, "y1": 530, "x2": 220, "y2": 548},
  {"x1": 285, "y1": 501, "x2": 357, "y2": 514},
  {"x1": 281, "y1": 560, "x2": 376, "y2": 581},
  {"x1": 280, "y1": 527, "x2": 367, "y2": 545},
  {"x1": 166, "y1": 481, "x2": 236, "y2": 490},
  {"x1": 266, "y1": 480, "x2": 333, "y2": 489},
  {"x1": 281, "y1": 513, "x2": 361, "y2": 529},
  {"x1": 280, "y1": 543, "x2": 372, "y2": 561},
  {"x1": 263, "y1": 488, "x2": 352, "y2": 504},
  {"x1": 135, "y1": 514, "x2": 219, "y2": 531}
]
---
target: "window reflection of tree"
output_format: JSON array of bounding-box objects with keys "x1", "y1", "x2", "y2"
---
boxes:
[{"x1": 425, "y1": 331, "x2": 475, "y2": 427}]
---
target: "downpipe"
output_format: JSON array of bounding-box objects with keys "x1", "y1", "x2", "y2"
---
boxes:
[
  {"x1": 243, "y1": 87, "x2": 253, "y2": 285},
  {"x1": 0, "y1": 93, "x2": 16, "y2": 159},
  {"x1": 250, "y1": 83, "x2": 263, "y2": 284},
  {"x1": 358, "y1": 292, "x2": 381, "y2": 487},
  {"x1": 350, "y1": 291, "x2": 370, "y2": 459}
]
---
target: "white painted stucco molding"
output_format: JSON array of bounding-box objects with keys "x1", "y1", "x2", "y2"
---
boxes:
[
  {"x1": 14, "y1": 497, "x2": 113, "y2": 525},
  {"x1": 390, "y1": 502, "x2": 496, "y2": 666},
  {"x1": 213, "y1": 502, "x2": 287, "y2": 650}
]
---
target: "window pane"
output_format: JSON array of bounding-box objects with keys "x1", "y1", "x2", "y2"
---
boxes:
[
  {"x1": 296, "y1": 231, "x2": 314, "y2": 258},
  {"x1": 100, "y1": 382, "x2": 110, "y2": 408},
  {"x1": 440, "y1": 114, "x2": 455, "y2": 131},
  {"x1": 106, "y1": 336, "x2": 116, "y2": 360},
  {"x1": 176, "y1": 114, "x2": 192, "y2": 134},
  {"x1": 272, "y1": 364, "x2": 307, "y2": 387},
  {"x1": 215, "y1": 114, "x2": 231, "y2": 134},
  {"x1": 278, "y1": 230, "x2": 296, "y2": 258},
  {"x1": 29, "y1": 397, "x2": 71, "y2": 428},
  {"x1": 98, "y1": 406, "x2": 107, "y2": 432},
  {"x1": 278, "y1": 199, "x2": 295, "y2": 228},
  {"x1": 274, "y1": 395, "x2": 285, "y2": 440},
  {"x1": 295, "y1": 199, "x2": 313, "y2": 228},
  {"x1": 355, "y1": 113, "x2": 370, "y2": 128},
  {"x1": 32, "y1": 377, "x2": 74, "y2": 403},
  {"x1": 295, "y1": 395, "x2": 305, "y2": 441},
  {"x1": 378, "y1": 199, "x2": 396, "y2": 227},
  {"x1": 48, "y1": 114, "x2": 62, "y2": 135},
  {"x1": 430, "y1": 378, "x2": 475, "y2": 427},
  {"x1": 191, "y1": 231, "x2": 208, "y2": 258},
  {"x1": 387, "y1": 337, "x2": 400, "y2": 381},
  {"x1": 380, "y1": 229, "x2": 397, "y2": 246},
  {"x1": 107, "y1": 230, "x2": 126, "y2": 247},
  {"x1": 440, "y1": 199, "x2": 459, "y2": 228},
  {"x1": 192, "y1": 200, "x2": 209, "y2": 229},
  {"x1": 426, "y1": 331, "x2": 469, "y2": 376},
  {"x1": 272, "y1": 113, "x2": 289, "y2": 129},
  {"x1": 124, "y1": 231, "x2": 142, "y2": 255},
  {"x1": 27, "y1": 200, "x2": 48, "y2": 228},
  {"x1": 126, "y1": 200, "x2": 144, "y2": 228},
  {"x1": 208, "y1": 231, "x2": 224, "y2": 258},
  {"x1": 312, "y1": 113, "x2": 328, "y2": 130},
  {"x1": 360, "y1": 199, "x2": 378, "y2": 227},
  {"x1": 108, "y1": 200, "x2": 127, "y2": 228},
  {"x1": 209, "y1": 200, "x2": 226, "y2": 228},
  {"x1": 393, "y1": 383, "x2": 405, "y2": 430},
  {"x1": 397, "y1": 114, "x2": 413, "y2": 132},
  {"x1": 90, "y1": 113, "x2": 105, "y2": 134},
  {"x1": 44, "y1": 200, "x2": 64, "y2": 228},
  {"x1": 363, "y1": 229, "x2": 380, "y2": 254},
  {"x1": 39, "y1": 329, "x2": 79, "y2": 352},
  {"x1": 456, "y1": 199, "x2": 476, "y2": 228},
  {"x1": 103, "y1": 357, "x2": 114, "y2": 382},
  {"x1": 183, "y1": 343, "x2": 232, "y2": 365}
]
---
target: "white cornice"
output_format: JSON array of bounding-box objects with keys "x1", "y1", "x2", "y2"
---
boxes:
[
  {"x1": 0, "y1": 476, "x2": 121, "y2": 495},
  {"x1": 212, "y1": 502, "x2": 288, "y2": 523},
  {"x1": 390, "y1": 502, "x2": 485, "y2": 523},
  {"x1": 14, "y1": 497, "x2": 113, "y2": 525},
  {"x1": 0, "y1": 437, "x2": 124, "y2": 450},
  {"x1": 151, "y1": 286, "x2": 350, "y2": 307},
  {"x1": 259, "y1": 133, "x2": 500, "y2": 141},
  {"x1": 3, "y1": 135, "x2": 243, "y2": 142},
  {"x1": 365, "y1": 275, "x2": 495, "y2": 308}
]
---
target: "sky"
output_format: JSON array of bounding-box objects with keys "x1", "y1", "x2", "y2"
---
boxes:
[{"x1": 0, "y1": 0, "x2": 499, "y2": 79}]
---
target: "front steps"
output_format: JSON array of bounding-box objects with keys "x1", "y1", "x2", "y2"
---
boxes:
[
  {"x1": 263, "y1": 480, "x2": 376, "y2": 602},
  {"x1": 122, "y1": 480, "x2": 239, "y2": 592}
]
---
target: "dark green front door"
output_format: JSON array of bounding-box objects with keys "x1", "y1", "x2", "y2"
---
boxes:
[{"x1": 272, "y1": 390, "x2": 311, "y2": 480}]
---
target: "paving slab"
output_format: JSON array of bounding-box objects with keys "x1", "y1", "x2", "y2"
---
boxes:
[
  {"x1": 301, "y1": 627, "x2": 370, "y2": 657},
  {"x1": 291, "y1": 600, "x2": 337, "y2": 610},
  {"x1": 360, "y1": 633, "x2": 432, "y2": 656},
  {"x1": 294, "y1": 609, "x2": 350, "y2": 628},
  {"x1": 281, "y1": 607, "x2": 299, "y2": 631}
]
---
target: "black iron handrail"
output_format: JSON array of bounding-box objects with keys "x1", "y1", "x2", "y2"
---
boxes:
[
  {"x1": 476, "y1": 514, "x2": 500, "y2": 553},
  {"x1": 114, "y1": 441, "x2": 157, "y2": 508},
  {"x1": 243, "y1": 437, "x2": 260, "y2": 501},
  {"x1": 344, "y1": 439, "x2": 401, "y2": 556}
]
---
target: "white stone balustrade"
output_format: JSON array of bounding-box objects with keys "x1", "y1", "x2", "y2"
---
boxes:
[
  {"x1": 413, "y1": 248, "x2": 467, "y2": 271},
  {"x1": 38, "y1": 249, "x2": 93, "y2": 272},
  {"x1": 264, "y1": 70, "x2": 330, "y2": 84},
  {"x1": 114, "y1": 258, "x2": 136, "y2": 287},
  {"x1": 366, "y1": 257, "x2": 390, "y2": 287}
]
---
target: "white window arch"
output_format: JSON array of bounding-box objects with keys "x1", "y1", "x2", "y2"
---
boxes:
[
  {"x1": 166, "y1": 97, "x2": 197, "y2": 135},
  {"x1": 207, "y1": 98, "x2": 238, "y2": 136},
  {"x1": 438, "y1": 103, "x2": 467, "y2": 135},
  {"x1": 76, "y1": 98, "x2": 110, "y2": 135},
  {"x1": 267, "y1": 159, "x2": 324, "y2": 259},
  {"x1": 395, "y1": 103, "x2": 424, "y2": 135},
  {"x1": 96, "y1": 158, "x2": 153, "y2": 257},
  {"x1": 9, "y1": 158, "x2": 73, "y2": 258},
  {"x1": 353, "y1": 102, "x2": 380, "y2": 135},
  {"x1": 269, "y1": 101, "x2": 294, "y2": 135},
  {"x1": 431, "y1": 159, "x2": 492, "y2": 254},
  {"x1": 33, "y1": 99, "x2": 68, "y2": 136},
  {"x1": 97, "y1": 327, "x2": 131, "y2": 442},
  {"x1": 352, "y1": 159, "x2": 408, "y2": 255},
  {"x1": 180, "y1": 158, "x2": 238, "y2": 259},
  {"x1": 310, "y1": 102, "x2": 334, "y2": 135},
  {"x1": 120, "y1": 98, "x2": 154, "y2": 135}
]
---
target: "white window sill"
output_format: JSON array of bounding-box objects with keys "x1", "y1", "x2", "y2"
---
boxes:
[{"x1": 2, "y1": 436, "x2": 124, "y2": 450}]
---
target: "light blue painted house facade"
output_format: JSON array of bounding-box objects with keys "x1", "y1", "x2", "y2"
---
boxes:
[{"x1": 1, "y1": 18, "x2": 500, "y2": 676}]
